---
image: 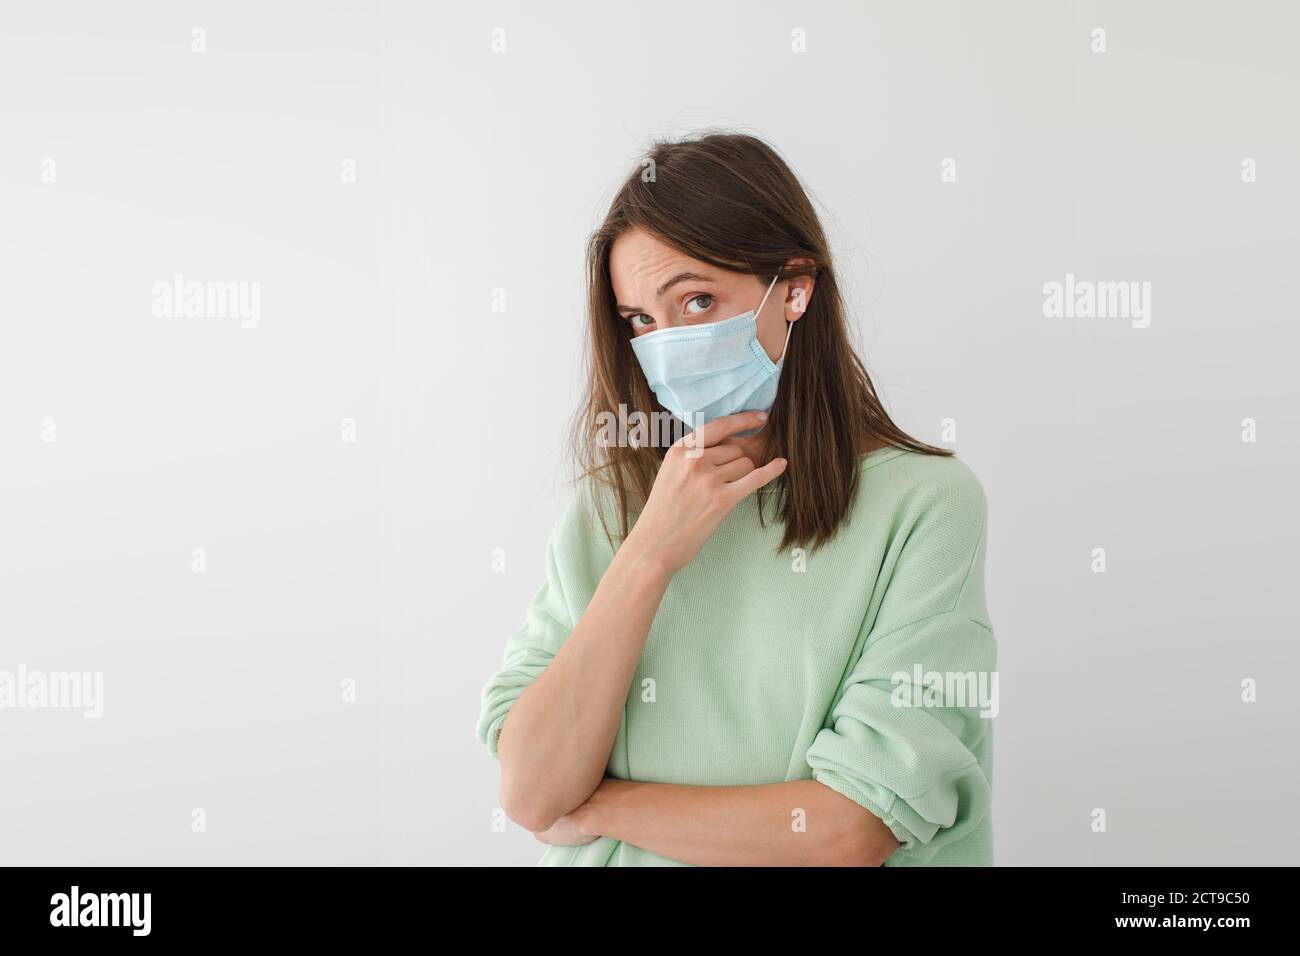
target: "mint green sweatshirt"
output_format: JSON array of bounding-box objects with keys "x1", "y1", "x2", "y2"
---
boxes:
[{"x1": 476, "y1": 447, "x2": 996, "y2": 866}]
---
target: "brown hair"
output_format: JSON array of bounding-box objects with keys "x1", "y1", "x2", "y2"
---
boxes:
[{"x1": 572, "y1": 131, "x2": 950, "y2": 553}]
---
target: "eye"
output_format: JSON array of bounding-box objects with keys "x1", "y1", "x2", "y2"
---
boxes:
[
  {"x1": 629, "y1": 314, "x2": 655, "y2": 330},
  {"x1": 685, "y1": 294, "x2": 714, "y2": 315}
]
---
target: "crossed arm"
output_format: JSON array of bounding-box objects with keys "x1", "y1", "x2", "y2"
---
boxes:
[
  {"x1": 491, "y1": 537, "x2": 899, "y2": 865},
  {"x1": 493, "y1": 420, "x2": 901, "y2": 866},
  {"x1": 535, "y1": 775, "x2": 901, "y2": 867}
]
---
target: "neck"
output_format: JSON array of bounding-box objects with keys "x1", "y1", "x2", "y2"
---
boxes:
[
  {"x1": 723, "y1": 431, "x2": 769, "y2": 465},
  {"x1": 720, "y1": 428, "x2": 889, "y2": 466}
]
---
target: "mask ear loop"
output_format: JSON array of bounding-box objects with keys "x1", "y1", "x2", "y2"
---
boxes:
[
  {"x1": 755, "y1": 270, "x2": 781, "y2": 315},
  {"x1": 756, "y1": 271, "x2": 794, "y2": 365}
]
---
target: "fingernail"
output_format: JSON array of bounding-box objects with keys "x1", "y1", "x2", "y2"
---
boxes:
[{"x1": 755, "y1": 411, "x2": 768, "y2": 421}]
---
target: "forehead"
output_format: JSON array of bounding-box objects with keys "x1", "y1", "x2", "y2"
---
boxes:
[{"x1": 608, "y1": 229, "x2": 702, "y2": 297}]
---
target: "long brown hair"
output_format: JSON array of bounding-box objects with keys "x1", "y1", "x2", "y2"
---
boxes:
[{"x1": 572, "y1": 131, "x2": 950, "y2": 553}]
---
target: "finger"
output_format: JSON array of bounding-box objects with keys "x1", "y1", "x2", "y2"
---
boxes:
[
  {"x1": 715, "y1": 456, "x2": 756, "y2": 483},
  {"x1": 703, "y1": 442, "x2": 746, "y2": 465},
  {"x1": 724, "y1": 456, "x2": 787, "y2": 500},
  {"x1": 685, "y1": 410, "x2": 769, "y2": 449}
]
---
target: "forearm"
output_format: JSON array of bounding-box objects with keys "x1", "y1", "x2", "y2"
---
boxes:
[
  {"x1": 497, "y1": 540, "x2": 670, "y2": 832},
  {"x1": 573, "y1": 778, "x2": 900, "y2": 866}
]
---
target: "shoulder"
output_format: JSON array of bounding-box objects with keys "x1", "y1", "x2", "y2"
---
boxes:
[
  {"x1": 549, "y1": 471, "x2": 624, "y2": 563},
  {"x1": 862, "y1": 449, "x2": 987, "y2": 538},
  {"x1": 862, "y1": 450, "x2": 992, "y2": 628}
]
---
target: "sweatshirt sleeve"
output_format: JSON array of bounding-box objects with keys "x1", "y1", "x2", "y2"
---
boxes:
[
  {"x1": 803, "y1": 457, "x2": 997, "y2": 863},
  {"x1": 475, "y1": 479, "x2": 612, "y2": 760}
]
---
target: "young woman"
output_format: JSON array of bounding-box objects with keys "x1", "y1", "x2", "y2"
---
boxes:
[{"x1": 476, "y1": 132, "x2": 996, "y2": 867}]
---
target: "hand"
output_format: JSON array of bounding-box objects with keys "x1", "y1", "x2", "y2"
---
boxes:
[
  {"x1": 532, "y1": 809, "x2": 599, "y2": 847},
  {"x1": 623, "y1": 411, "x2": 787, "y2": 576},
  {"x1": 532, "y1": 776, "x2": 632, "y2": 846}
]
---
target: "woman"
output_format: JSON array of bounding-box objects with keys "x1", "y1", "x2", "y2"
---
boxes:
[{"x1": 476, "y1": 132, "x2": 996, "y2": 866}]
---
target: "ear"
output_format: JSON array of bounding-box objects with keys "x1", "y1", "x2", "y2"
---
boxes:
[{"x1": 782, "y1": 257, "x2": 816, "y2": 322}]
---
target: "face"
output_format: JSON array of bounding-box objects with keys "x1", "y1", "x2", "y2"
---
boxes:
[{"x1": 609, "y1": 228, "x2": 814, "y2": 363}]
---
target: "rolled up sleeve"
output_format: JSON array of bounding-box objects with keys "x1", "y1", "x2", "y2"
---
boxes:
[
  {"x1": 475, "y1": 480, "x2": 609, "y2": 760},
  {"x1": 804, "y1": 611, "x2": 996, "y2": 859},
  {"x1": 805, "y1": 457, "x2": 997, "y2": 863},
  {"x1": 476, "y1": 600, "x2": 573, "y2": 760}
]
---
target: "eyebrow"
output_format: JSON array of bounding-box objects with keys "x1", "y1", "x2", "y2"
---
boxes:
[{"x1": 615, "y1": 271, "x2": 717, "y2": 314}]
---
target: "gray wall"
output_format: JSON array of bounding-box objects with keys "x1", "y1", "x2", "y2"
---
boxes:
[{"x1": 1, "y1": 0, "x2": 1296, "y2": 864}]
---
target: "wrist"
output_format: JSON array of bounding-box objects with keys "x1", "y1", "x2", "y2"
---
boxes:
[
  {"x1": 615, "y1": 531, "x2": 676, "y2": 586},
  {"x1": 574, "y1": 777, "x2": 631, "y2": 839},
  {"x1": 571, "y1": 798, "x2": 600, "y2": 839}
]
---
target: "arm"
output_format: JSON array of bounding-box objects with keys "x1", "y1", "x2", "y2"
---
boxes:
[
  {"x1": 566, "y1": 777, "x2": 900, "y2": 866},
  {"x1": 494, "y1": 411, "x2": 787, "y2": 832},
  {"x1": 496, "y1": 544, "x2": 670, "y2": 833}
]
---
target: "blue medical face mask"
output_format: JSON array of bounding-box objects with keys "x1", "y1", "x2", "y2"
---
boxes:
[{"x1": 630, "y1": 272, "x2": 790, "y2": 435}]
